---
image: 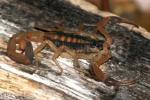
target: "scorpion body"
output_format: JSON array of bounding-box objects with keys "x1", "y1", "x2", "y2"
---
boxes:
[
  {"x1": 41, "y1": 30, "x2": 104, "y2": 52},
  {"x1": 7, "y1": 17, "x2": 137, "y2": 86}
]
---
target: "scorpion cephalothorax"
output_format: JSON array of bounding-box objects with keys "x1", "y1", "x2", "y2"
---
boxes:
[{"x1": 7, "y1": 16, "x2": 138, "y2": 86}]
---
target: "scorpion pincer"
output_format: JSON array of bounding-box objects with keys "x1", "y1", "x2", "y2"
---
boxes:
[{"x1": 7, "y1": 33, "x2": 34, "y2": 65}]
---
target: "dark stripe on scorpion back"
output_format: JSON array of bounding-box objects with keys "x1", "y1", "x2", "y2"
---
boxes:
[{"x1": 44, "y1": 31, "x2": 104, "y2": 52}]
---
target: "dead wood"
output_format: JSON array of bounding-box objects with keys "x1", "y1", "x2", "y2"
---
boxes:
[{"x1": 0, "y1": 0, "x2": 150, "y2": 100}]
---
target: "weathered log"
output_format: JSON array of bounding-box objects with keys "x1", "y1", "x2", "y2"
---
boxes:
[
  {"x1": 0, "y1": 68, "x2": 73, "y2": 100},
  {"x1": 0, "y1": 0, "x2": 150, "y2": 100}
]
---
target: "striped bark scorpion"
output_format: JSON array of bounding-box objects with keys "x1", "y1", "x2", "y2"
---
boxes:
[{"x1": 7, "y1": 17, "x2": 137, "y2": 86}]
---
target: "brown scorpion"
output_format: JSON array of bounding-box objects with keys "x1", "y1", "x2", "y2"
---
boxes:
[{"x1": 7, "y1": 17, "x2": 137, "y2": 86}]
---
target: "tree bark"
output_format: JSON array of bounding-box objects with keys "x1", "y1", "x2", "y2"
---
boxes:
[{"x1": 0, "y1": 0, "x2": 150, "y2": 100}]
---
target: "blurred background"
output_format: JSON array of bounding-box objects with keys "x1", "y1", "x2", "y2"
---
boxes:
[{"x1": 86, "y1": 0, "x2": 150, "y2": 31}]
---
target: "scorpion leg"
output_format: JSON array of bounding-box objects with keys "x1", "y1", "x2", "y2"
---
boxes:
[
  {"x1": 47, "y1": 43, "x2": 89, "y2": 75},
  {"x1": 33, "y1": 41, "x2": 48, "y2": 66},
  {"x1": 34, "y1": 40, "x2": 78, "y2": 75},
  {"x1": 33, "y1": 40, "x2": 63, "y2": 74},
  {"x1": 63, "y1": 48, "x2": 82, "y2": 72},
  {"x1": 46, "y1": 42, "x2": 81, "y2": 75},
  {"x1": 46, "y1": 40, "x2": 64, "y2": 75},
  {"x1": 62, "y1": 48, "x2": 92, "y2": 75},
  {"x1": 51, "y1": 46, "x2": 65, "y2": 75}
]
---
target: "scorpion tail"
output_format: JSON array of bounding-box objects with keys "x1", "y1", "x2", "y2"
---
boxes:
[
  {"x1": 90, "y1": 46, "x2": 111, "y2": 82},
  {"x1": 90, "y1": 17, "x2": 112, "y2": 82},
  {"x1": 104, "y1": 77, "x2": 137, "y2": 86},
  {"x1": 90, "y1": 63, "x2": 107, "y2": 81}
]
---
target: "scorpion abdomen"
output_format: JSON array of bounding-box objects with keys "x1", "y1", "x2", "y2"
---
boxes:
[{"x1": 44, "y1": 31, "x2": 104, "y2": 52}]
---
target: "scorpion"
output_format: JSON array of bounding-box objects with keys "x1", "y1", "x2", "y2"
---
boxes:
[{"x1": 7, "y1": 17, "x2": 138, "y2": 86}]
